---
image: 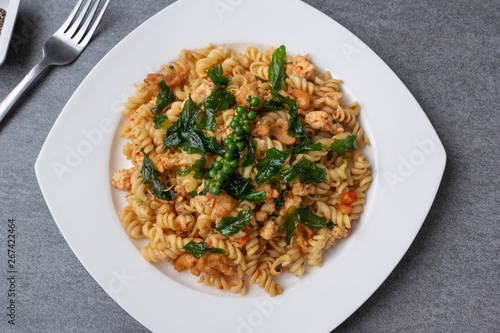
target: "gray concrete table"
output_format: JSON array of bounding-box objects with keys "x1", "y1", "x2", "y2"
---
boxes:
[{"x1": 0, "y1": 0, "x2": 498, "y2": 332}]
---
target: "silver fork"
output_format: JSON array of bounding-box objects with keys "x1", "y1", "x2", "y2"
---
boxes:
[{"x1": 0, "y1": 0, "x2": 110, "y2": 123}]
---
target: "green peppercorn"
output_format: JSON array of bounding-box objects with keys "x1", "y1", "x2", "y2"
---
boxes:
[
  {"x1": 204, "y1": 179, "x2": 212, "y2": 187},
  {"x1": 226, "y1": 141, "x2": 237, "y2": 152},
  {"x1": 215, "y1": 181, "x2": 222, "y2": 188},
  {"x1": 248, "y1": 111, "x2": 257, "y2": 120},
  {"x1": 236, "y1": 141, "x2": 245, "y2": 151},
  {"x1": 233, "y1": 115, "x2": 241, "y2": 123},
  {"x1": 213, "y1": 161, "x2": 222, "y2": 170},
  {"x1": 243, "y1": 119, "x2": 250, "y2": 125},
  {"x1": 222, "y1": 165, "x2": 232, "y2": 174},
  {"x1": 211, "y1": 186, "x2": 221, "y2": 196},
  {"x1": 208, "y1": 169, "x2": 217, "y2": 178},
  {"x1": 249, "y1": 97, "x2": 260, "y2": 107},
  {"x1": 236, "y1": 106, "x2": 246, "y2": 115},
  {"x1": 235, "y1": 126, "x2": 244, "y2": 135},
  {"x1": 227, "y1": 134, "x2": 235, "y2": 141},
  {"x1": 229, "y1": 159, "x2": 239, "y2": 168},
  {"x1": 243, "y1": 124, "x2": 251, "y2": 134},
  {"x1": 242, "y1": 114, "x2": 247, "y2": 120},
  {"x1": 234, "y1": 135, "x2": 242, "y2": 141},
  {"x1": 224, "y1": 151, "x2": 234, "y2": 160},
  {"x1": 230, "y1": 120, "x2": 239, "y2": 129},
  {"x1": 216, "y1": 173, "x2": 226, "y2": 183}
]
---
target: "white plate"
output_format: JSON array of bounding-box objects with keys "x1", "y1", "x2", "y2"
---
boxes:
[{"x1": 35, "y1": 0, "x2": 446, "y2": 332}]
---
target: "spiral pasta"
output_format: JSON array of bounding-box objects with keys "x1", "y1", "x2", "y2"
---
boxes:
[{"x1": 112, "y1": 44, "x2": 372, "y2": 297}]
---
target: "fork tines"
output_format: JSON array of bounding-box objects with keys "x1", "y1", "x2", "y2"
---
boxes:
[{"x1": 58, "y1": 0, "x2": 110, "y2": 46}]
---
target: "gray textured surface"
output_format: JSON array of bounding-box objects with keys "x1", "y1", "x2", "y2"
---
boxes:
[{"x1": 0, "y1": 0, "x2": 498, "y2": 332}]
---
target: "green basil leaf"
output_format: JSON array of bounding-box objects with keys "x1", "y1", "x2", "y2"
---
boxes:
[
  {"x1": 328, "y1": 135, "x2": 357, "y2": 157},
  {"x1": 297, "y1": 206, "x2": 327, "y2": 230},
  {"x1": 207, "y1": 64, "x2": 230, "y2": 90},
  {"x1": 283, "y1": 206, "x2": 300, "y2": 247},
  {"x1": 215, "y1": 210, "x2": 254, "y2": 236},
  {"x1": 140, "y1": 148, "x2": 177, "y2": 201},
  {"x1": 151, "y1": 80, "x2": 175, "y2": 115},
  {"x1": 153, "y1": 114, "x2": 172, "y2": 129},
  {"x1": 241, "y1": 136, "x2": 257, "y2": 168},
  {"x1": 280, "y1": 157, "x2": 326, "y2": 184},
  {"x1": 326, "y1": 221, "x2": 335, "y2": 230},
  {"x1": 292, "y1": 141, "x2": 323, "y2": 155},
  {"x1": 179, "y1": 157, "x2": 208, "y2": 179},
  {"x1": 183, "y1": 241, "x2": 226, "y2": 258},
  {"x1": 256, "y1": 148, "x2": 291, "y2": 184},
  {"x1": 221, "y1": 172, "x2": 266, "y2": 202},
  {"x1": 269, "y1": 45, "x2": 287, "y2": 91},
  {"x1": 199, "y1": 91, "x2": 236, "y2": 131}
]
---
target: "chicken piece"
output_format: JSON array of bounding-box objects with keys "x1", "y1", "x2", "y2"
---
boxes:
[
  {"x1": 135, "y1": 153, "x2": 180, "y2": 172},
  {"x1": 256, "y1": 184, "x2": 280, "y2": 200},
  {"x1": 332, "y1": 226, "x2": 349, "y2": 239},
  {"x1": 215, "y1": 125, "x2": 234, "y2": 144},
  {"x1": 111, "y1": 169, "x2": 133, "y2": 191},
  {"x1": 261, "y1": 199, "x2": 277, "y2": 215},
  {"x1": 292, "y1": 183, "x2": 315, "y2": 196},
  {"x1": 271, "y1": 118, "x2": 296, "y2": 145},
  {"x1": 304, "y1": 111, "x2": 344, "y2": 134},
  {"x1": 252, "y1": 119, "x2": 272, "y2": 137},
  {"x1": 144, "y1": 71, "x2": 189, "y2": 95},
  {"x1": 256, "y1": 211, "x2": 268, "y2": 222},
  {"x1": 235, "y1": 82, "x2": 264, "y2": 108},
  {"x1": 174, "y1": 253, "x2": 234, "y2": 278},
  {"x1": 285, "y1": 56, "x2": 317, "y2": 80},
  {"x1": 288, "y1": 89, "x2": 312, "y2": 110},
  {"x1": 260, "y1": 220, "x2": 278, "y2": 240},
  {"x1": 279, "y1": 193, "x2": 303, "y2": 216},
  {"x1": 159, "y1": 203, "x2": 176, "y2": 214},
  {"x1": 195, "y1": 189, "x2": 238, "y2": 218},
  {"x1": 190, "y1": 82, "x2": 216, "y2": 105}
]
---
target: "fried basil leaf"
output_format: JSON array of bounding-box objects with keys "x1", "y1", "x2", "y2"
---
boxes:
[
  {"x1": 183, "y1": 241, "x2": 226, "y2": 258},
  {"x1": 241, "y1": 136, "x2": 258, "y2": 168},
  {"x1": 162, "y1": 97, "x2": 227, "y2": 156},
  {"x1": 282, "y1": 206, "x2": 328, "y2": 247},
  {"x1": 255, "y1": 98, "x2": 285, "y2": 114},
  {"x1": 179, "y1": 157, "x2": 208, "y2": 179},
  {"x1": 151, "y1": 80, "x2": 175, "y2": 115},
  {"x1": 269, "y1": 45, "x2": 287, "y2": 91},
  {"x1": 283, "y1": 206, "x2": 300, "y2": 246},
  {"x1": 196, "y1": 129, "x2": 227, "y2": 156},
  {"x1": 140, "y1": 148, "x2": 177, "y2": 201},
  {"x1": 270, "y1": 91, "x2": 307, "y2": 140},
  {"x1": 198, "y1": 91, "x2": 236, "y2": 131},
  {"x1": 256, "y1": 148, "x2": 291, "y2": 184},
  {"x1": 292, "y1": 141, "x2": 324, "y2": 155},
  {"x1": 328, "y1": 135, "x2": 357, "y2": 158},
  {"x1": 221, "y1": 172, "x2": 266, "y2": 202},
  {"x1": 207, "y1": 64, "x2": 230, "y2": 90},
  {"x1": 326, "y1": 221, "x2": 335, "y2": 230},
  {"x1": 297, "y1": 206, "x2": 327, "y2": 230},
  {"x1": 275, "y1": 190, "x2": 288, "y2": 211},
  {"x1": 280, "y1": 157, "x2": 327, "y2": 184},
  {"x1": 269, "y1": 177, "x2": 282, "y2": 192},
  {"x1": 153, "y1": 114, "x2": 172, "y2": 129},
  {"x1": 215, "y1": 210, "x2": 254, "y2": 236}
]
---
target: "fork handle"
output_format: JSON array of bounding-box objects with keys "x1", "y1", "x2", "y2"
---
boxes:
[{"x1": 0, "y1": 58, "x2": 52, "y2": 123}]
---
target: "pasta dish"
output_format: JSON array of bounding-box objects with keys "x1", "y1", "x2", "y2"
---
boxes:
[{"x1": 111, "y1": 44, "x2": 372, "y2": 296}]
